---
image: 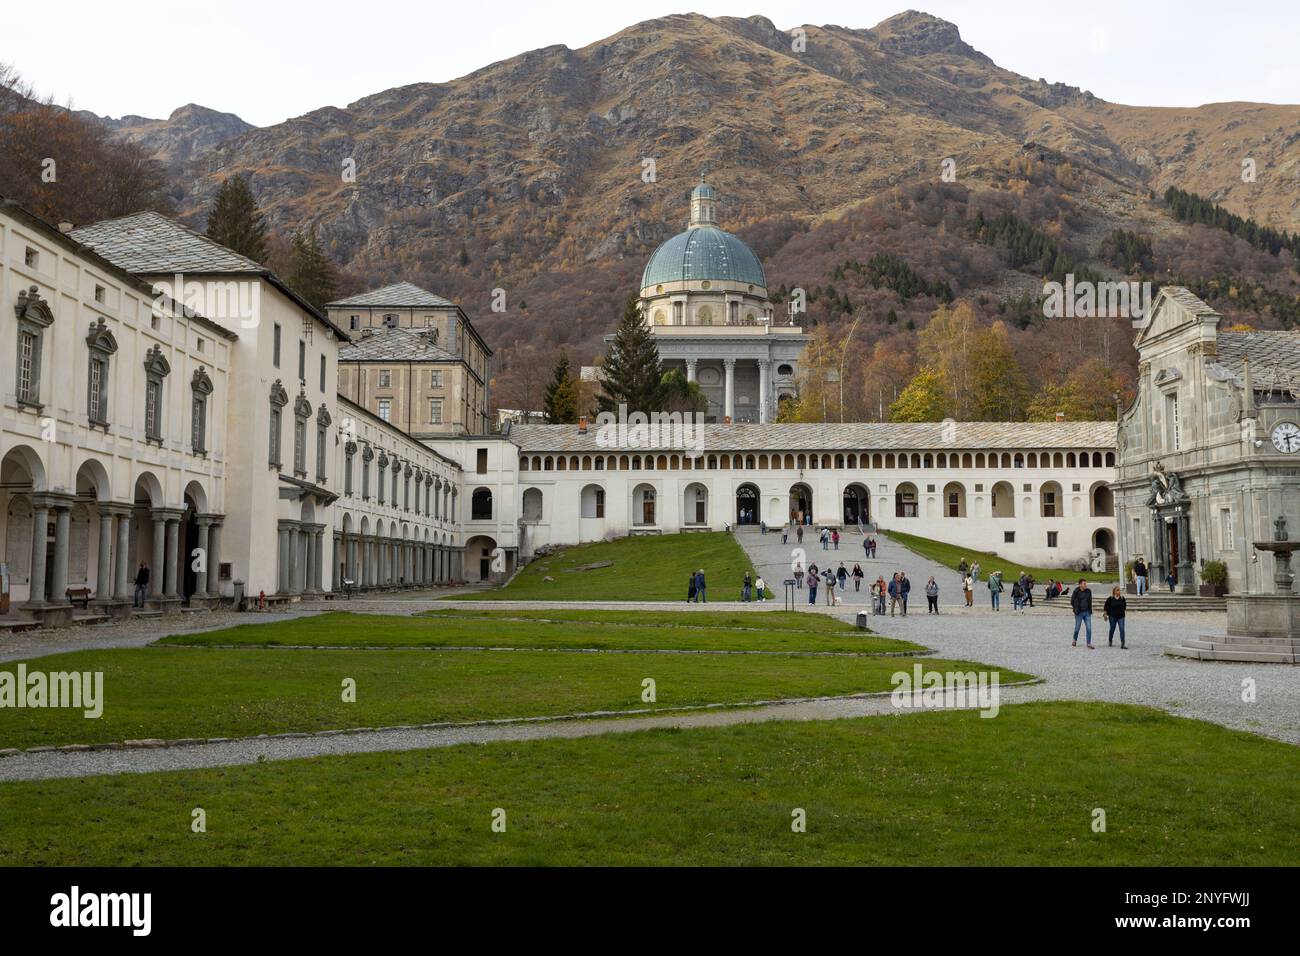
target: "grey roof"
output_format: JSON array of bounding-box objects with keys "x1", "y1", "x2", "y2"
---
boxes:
[
  {"x1": 1160, "y1": 286, "x2": 1220, "y2": 317},
  {"x1": 70, "y1": 212, "x2": 264, "y2": 274},
  {"x1": 338, "y1": 326, "x2": 457, "y2": 363},
  {"x1": 509, "y1": 421, "x2": 1117, "y2": 453},
  {"x1": 329, "y1": 282, "x2": 456, "y2": 309},
  {"x1": 1215, "y1": 331, "x2": 1300, "y2": 390}
]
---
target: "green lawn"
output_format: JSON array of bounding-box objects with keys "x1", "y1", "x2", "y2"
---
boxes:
[
  {"x1": 159, "y1": 610, "x2": 923, "y2": 654},
  {"x1": 1, "y1": 702, "x2": 1293, "y2": 866},
  {"x1": 882, "y1": 529, "x2": 1117, "y2": 584},
  {"x1": 447, "y1": 531, "x2": 752, "y2": 601},
  {"x1": 0, "y1": 646, "x2": 1009, "y2": 750}
]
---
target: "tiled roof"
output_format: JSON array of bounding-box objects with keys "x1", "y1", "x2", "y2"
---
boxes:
[
  {"x1": 508, "y1": 421, "x2": 1117, "y2": 453},
  {"x1": 1160, "y1": 286, "x2": 1220, "y2": 317},
  {"x1": 329, "y1": 282, "x2": 456, "y2": 309},
  {"x1": 338, "y1": 326, "x2": 457, "y2": 363},
  {"x1": 1215, "y1": 331, "x2": 1300, "y2": 390},
  {"x1": 70, "y1": 212, "x2": 263, "y2": 274}
]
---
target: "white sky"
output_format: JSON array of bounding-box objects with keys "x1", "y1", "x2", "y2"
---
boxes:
[{"x1": 7, "y1": 0, "x2": 1299, "y2": 127}]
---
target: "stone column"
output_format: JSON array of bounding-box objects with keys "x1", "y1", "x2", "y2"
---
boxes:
[
  {"x1": 50, "y1": 501, "x2": 71, "y2": 604},
  {"x1": 206, "y1": 521, "x2": 222, "y2": 597},
  {"x1": 163, "y1": 515, "x2": 180, "y2": 598},
  {"x1": 150, "y1": 512, "x2": 167, "y2": 598},
  {"x1": 303, "y1": 527, "x2": 317, "y2": 594},
  {"x1": 313, "y1": 528, "x2": 324, "y2": 592},
  {"x1": 114, "y1": 511, "x2": 132, "y2": 601},
  {"x1": 25, "y1": 497, "x2": 50, "y2": 606},
  {"x1": 95, "y1": 507, "x2": 115, "y2": 600},
  {"x1": 758, "y1": 360, "x2": 771, "y2": 425},
  {"x1": 723, "y1": 358, "x2": 735, "y2": 422},
  {"x1": 686, "y1": 358, "x2": 697, "y2": 383},
  {"x1": 289, "y1": 526, "x2": 302, "y2": 595},
  {"x1": 193, "y1": 517, "x2": 212, "y2": 598},
  {"x1": 277, "y1": 523, "x2": 291, "y2": 594}
]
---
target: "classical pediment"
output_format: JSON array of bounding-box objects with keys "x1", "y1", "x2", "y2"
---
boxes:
[{"x1": 1133, "y1": 286, "x2": 1220, "y2": 349}]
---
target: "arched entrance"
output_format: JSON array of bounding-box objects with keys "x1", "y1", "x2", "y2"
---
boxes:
[
  {"x1": 1093, "y1": 528, "x2": 1115, "y2": 555},
  {"x1": 632, "y1": 484, "x2": 657, "y2": 526},
  {"x1": 464, "y1": 534, "x2": 498, "y2": 582},
  {"x1": 181, "y1": 481, "x2": 207, "y2": 601},
  {"x1": 843, "y1": 483, "x2": 870, "y2": 526},
  {"x1": 894, "y1": 482, "x2": 918, "y2": 518},
  {"x1": 789, "y1": 483, "x2": 813, "y2": 525},
  {"x1": 735, "y1": 483, "x2": 759, "y2": 524},
  {"x1": 683, "y1": 483, "x2": 708, "y2": 526},
  {"x1": 1091, "y1": 481, "x2": 1115, "y2": 517}
]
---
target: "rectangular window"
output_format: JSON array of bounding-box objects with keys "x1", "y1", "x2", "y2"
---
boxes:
[
  {"x1": 429, "y1": 399, "x2": 443, "y2": 424},
  {"x1": 298, "y1": 341, "x2": 306, "y2": 382},
  {"x1": 430, "y1": 370, "x2": 443, "y2": 388},
  {"x1": 145, "y1": 380, "x2": 161, "y2": 439},
  {"x1": 319, "y1": 354, "x2": 326, "y2": 392},
  {"x1": 192, "y1": 395, "x2": 207, "y2": 454},
  {"x1": 345, "y1": 452, "x2": 354, "y2": 496},
  {"x1": 361, "y1": 458, "x2": 370, "y2": 499},
  {"x1": 378, "y1": 399, "x2": 391, "y2": 422},
  {"x1": 476, "y1": 448, "x2": 488, "y2": 474},
  {"x1": 24, "y1": 247, "x2": 38, "y2": 268},
  {"x1": 316, "y1": 426, "x2": 327, "y2": 482},
  {"x1": 94, "y1": 284, "x2": 105, "y2": 303},
  {"x1": 1043, "y1": 492, "x2": 1057, "y2": 518},
  {"x1": 18, "y1": 331, "x2": 36, "y2": 403},
  {"x1": 383, "y1": 314, "x2": 398, "y2": 329},
  {"x1": 1221, "y1": 508, "x2": 1234, "y2": 550},
  {"x1": 1165, "y1": 393, "x2": 1180, "y2": 451},
  {"x1": 269, "y1": 407, "x2": 282, "y2": 468},
  {"x1": 88, "y1": 357, "x2": 106, "y2": 422},
  {"x1": 349, "y1": 315, "x2": 360, "y2": 331},
  {"x1": 294, "y1": 418, "x2": 307, "y2": 476},
  {"x1": 273, "y1": 323, "x2": 282, "y2": 367},
  {"x1": 1047, "y1": 531, "x2": 1059, "y2": 548},
  {"x1": 1004, "y1": 531, "x2": 1015, "y2": 543},
  {"x1": 378, "y1": 369, "x2": 391, "y2": 388}
]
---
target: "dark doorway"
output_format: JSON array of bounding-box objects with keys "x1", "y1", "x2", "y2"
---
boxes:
[
  {"x1": 736, "y1": 485, "x2": 758, "y2": 524},
  {"x1": 1166, "y1": 522, "x2": 1179, "y2": 582},
  {"x1": 479, "y1": 556, "x2": 490, "y2": 580},
  {"x1": 182, "y1": 501, "x2": 199, "y2": 600}
]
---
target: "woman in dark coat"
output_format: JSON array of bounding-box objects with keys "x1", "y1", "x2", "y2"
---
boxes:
[{"x1": 1103, "y1": 587, "x2": 1127, "y2": 648}]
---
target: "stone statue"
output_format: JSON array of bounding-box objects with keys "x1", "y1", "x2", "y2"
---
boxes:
[
  {"x1": 1144, "y1": 475, "x2": 1164, "y2": 507},
  {"x1": 1166, "y1": 472, "x2": 1187, "y2": 501},
  {"x1": 1275, "y1": 515, "x2": 1288, "y2": 542}
]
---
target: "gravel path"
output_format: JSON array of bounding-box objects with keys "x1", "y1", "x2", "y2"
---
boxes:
[{"x1": 2, "y1": 533, "x2": 1296, "y2": 782}]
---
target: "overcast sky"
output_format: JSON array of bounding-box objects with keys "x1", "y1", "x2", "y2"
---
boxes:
[{"x1": 7, "y1": 0, "x2": 1298, "y2": 127}]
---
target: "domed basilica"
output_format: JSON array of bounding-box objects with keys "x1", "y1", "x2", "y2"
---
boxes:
[{"x1": 637, "y1": 178, "x2": 808, "y2": 423}]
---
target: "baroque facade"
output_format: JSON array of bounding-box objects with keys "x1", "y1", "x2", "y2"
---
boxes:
[{"x1": 1115, "y1": 286, "x2": 1300, "y2": 595}]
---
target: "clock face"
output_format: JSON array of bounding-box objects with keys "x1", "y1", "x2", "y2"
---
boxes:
[{"x1": 1271, "y1": 422, "x2": 1300, "y2": 453}]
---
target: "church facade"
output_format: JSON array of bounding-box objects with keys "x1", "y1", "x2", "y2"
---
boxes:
[
  {"x1": 1115, "y1": 286, "x2": 1300, "y2": 595},
  {"x1": 635, "y1": 179, "x2": 808, "y2": 424}
]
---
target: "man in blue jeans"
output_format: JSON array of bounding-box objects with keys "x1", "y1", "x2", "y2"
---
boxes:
[
  {"x1": 693, "y1": 569, "x2": 706, "y2": 603},
  {"x1": 1071, "y1": 578, "x2": 1093, "y2": 648}
]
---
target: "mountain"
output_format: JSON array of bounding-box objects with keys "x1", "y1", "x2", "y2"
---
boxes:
[
  {"x1": 133, "y1": 11, "x2": 1300, "y2": 409},
  {"x1": 84, "y1": 103, "x2": 254, "y2": 167}
]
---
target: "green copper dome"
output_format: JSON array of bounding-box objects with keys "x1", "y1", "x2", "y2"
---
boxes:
[{"x1": 640, "y1": 227, "x2": 767, "y2": 291}]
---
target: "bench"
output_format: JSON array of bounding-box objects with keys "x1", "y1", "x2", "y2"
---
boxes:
[{"x1": 65, "y1": 587, "x2": 92, "y2": 608}]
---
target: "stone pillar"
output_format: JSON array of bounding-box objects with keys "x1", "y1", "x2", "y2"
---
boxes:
[
  {"x1": 277, "y1": 523, "x2": 291, "y2": 594},
  {"x1": 313, "y1": 528, "x2": 324, "y2": 592},
  {"x1": 25, "y1": 497, "x2": 50, "y2": 606},
  {"x1": 207, "y1": 521, "x2": 222, "y2": 597},
  {"x1": 114, "y1": 511, "x2": 132, "y2": 601},
  {"x1": 723, "y1": 358, "x2": 735, "y2": 422},
  {"x1": 150, "y1": 513, "x2": 167, "y2": 598},
  {"x1": 758, "y1": 360, "x2": 771, "y2": 425},
  {"x1": 50, "y1": 501, "x2": 71, "y2": 604},
  {"x1": 686, "y1": 358, "x2": 697, "y2": 383},
  {"x1": 193, "y1": 517, "x2": 212, "y2": 598},
  {"x1": 163, "y1": 515, "x2": 180, "y2": 598},
  {"x1": 289, "y1": 526, "x2": 302, "y2": 595},
  {"x1": 95, "y1": 507, "x2": 115, "y2": 600}
]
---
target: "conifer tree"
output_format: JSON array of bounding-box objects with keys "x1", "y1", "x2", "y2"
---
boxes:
[
  {"x1": 285, "y1": 227, "x2": 339, "y2": 311},
  {"x1": 597, "y1": 296, "x2": 665, "y2": 414},
  {"x1": 205, "y1": 174, "x2": 269, "y2": 263},
  {"x1": 543, "y1": 351, "x2": 581, "y2": 423}
]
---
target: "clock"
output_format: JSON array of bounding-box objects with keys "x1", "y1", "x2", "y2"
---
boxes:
[{"x1": 1271, "y1": 422, "x2": 1300, "y2": 453}]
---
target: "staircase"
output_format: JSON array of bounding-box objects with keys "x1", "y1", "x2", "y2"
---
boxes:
[
  {"x1": 1040, "y1": 591, "x2": 1226, "y2": 613},
  {"x1": 1165, "y1": 635, "x2": 1300, "y2": 664}
]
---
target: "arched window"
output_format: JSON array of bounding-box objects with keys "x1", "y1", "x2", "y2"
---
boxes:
[
  {"x1": 522, "y1": 488, "x2": 543, "y2": 521},
  {"x1": 292, "y1": 388, "x2": 312, "y2": 478},
  {"x1": 315, "y1": 403, "x2": 331, "y2": 483},
  {"x1": 471, "y1": 487, "x2": 493, "y2": 520},
  {"x1": 190, "y1": 367, "x2": 212, "y2": 455},
  {"x1": 86, "y1": 317, "x2": 117, "y2": 429},
  {"x1": 268, "y1": 379, "x2": 289, "y2": 469},
  {"x1": 143, "y1": 344, "x2": 171, "y2": 444},
  {"x1": 14, "y1": 286, "x2": 54, "y2": 409}
]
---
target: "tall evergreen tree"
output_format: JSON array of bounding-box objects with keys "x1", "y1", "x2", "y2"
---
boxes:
[
  {"x1": 597, "y1": 296, "x2": 665, "y2": 414},
  {"x1": 285, "y1": 227, "x2": 339, "y2": 311},
  {"x1": 543, "y1": 351, "x2": 580, "y2": 423},
  {"x1": 205, "y1": 174, "x2": 269, "y2": 263}
]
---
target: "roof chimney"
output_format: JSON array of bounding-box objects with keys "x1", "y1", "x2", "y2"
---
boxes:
[
  {"x1": 578, "y1": 416, "x2": 588, "y2": 435},
  {"x1": 58, "y1": 221, "x2": 74, "y2": 234}
]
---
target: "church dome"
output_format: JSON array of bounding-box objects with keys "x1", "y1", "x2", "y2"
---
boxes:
[{"x1": 640, "y1": 227, "x2": 767, "y2": 291}]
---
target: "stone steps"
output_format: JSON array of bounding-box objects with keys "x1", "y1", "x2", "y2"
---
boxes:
[{"x1": 1164, "y1": 640, "x2": 1299, "y2": 664}]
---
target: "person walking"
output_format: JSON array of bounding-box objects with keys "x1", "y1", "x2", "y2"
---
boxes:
[
  {"x1": 793, "y1": 561, "x2": 805, "y2": 590},
  {"x1": 742, "y1": 571, "x2": 753, "y2": 603},
  {"x1": 962, "y1": 573, "x2": 974, "y2": 607},
  {"x1": 958, "y1": 558, "x2": 969, "y2": 578},
  {"x1": 796, "y1": 524, "x2": 804, "y2": 545},
  {"x1": 870, "y1": 577, "x2": 882, "y2": 614},
  {"x1": 863, "y1": 536, "x2": 871, "y2": 558},
  {"x1": 875, "y1": 576, "x2": 888, "y2": 614},
  {"x1": 133, "y1": 561, "x2": 150, "y2": 608},
  {"x1": 925, "y1": 576, "x2": 939, "y2": 613},
  {"x1": 970, "y1": 561, "x2": 981, "y2": 584},
  {"x1": 1071, "y1": 578, "x2": 1094, "y2": 648},
  {"x1": 1165, "y1": 569, "x2": 1177, "y2": 593},
  {"x1": 824, "y1": 567, "x2": 837, "y2": 606},
  {"x1": 1104, "y1": 587, "x2": 1127, "y2": 648},
  {"x1": 782, "y1": 524, "x2": 789, "y2": 545},
  {"x1": 687, "y1": 572, "x2": 697, "y2": 603},
  {"x1": 808, "y1": 568, "x2": 819, "y2": 605},
  {"x1": 899, "y1": 572, "x2": 912, "y2": 616},
  {"x1": 869, "y1": 537, "x2": 877, "y2": 558},
  {"x1": 836, "y1": 563, "x2": 848, "y2": 592},
  {"x1": 851, "y1": 563, "x2": 864, "y2": 592},
  {"x1": 819, "y1": 528, "x2": 829, "y2": 551},
  {"x1": 832, "y1": 529, "x2": 840, "y2": 551},
  {"x1": 988, "y1": 570, "x2": 1004, "y2": 610},
  {"x1": 755, "y1": 575, "x2": 767, "y2": 602},
  {"x1": 1133, "y1": 557, "x2": 1148, "y2": 596},
  {"x1": 886, "y1": 573, "x2": 899, "y2": 616},
  {"x1": 1011, "y1": 578, "x2": 1024, "y2": 612},
  {"x1": 1021, "y1": 572, "x2": 1035, "y2": 607},
  {"x1": 694, "y1": 568, "x2": 707, "y2": 604}
]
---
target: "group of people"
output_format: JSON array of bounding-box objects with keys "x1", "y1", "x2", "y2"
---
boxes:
[
  {"x1": 791, "y1": 559, "x2": 872, "y2": 606},
  {"x1": 1130, "y1": 556, "x2": 1178, "y2": 594},
  {"x1": 956, "y1": 559, "x2": 1038, "y2": 613}
]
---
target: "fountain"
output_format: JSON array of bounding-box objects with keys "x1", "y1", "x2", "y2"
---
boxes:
[{"x1": 1166, "y1": 516, "x2": 1300, "y2": 663}]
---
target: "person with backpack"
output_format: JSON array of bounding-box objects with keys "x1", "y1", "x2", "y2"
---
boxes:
[
  {"x1": 1071, "y1": 578, "x2": 1094, "y2": 648},
  {"x1": 987, "y1": 570, "x2": 1004, "y2": 610},
  {"x1": 925, "y1": 576, "x2": 939, "y2": 613},
  {"x1": 851, "y1": 563, "x2": 864, "y2": 592},
  {"x1": 1011, "y1": 578, "x2": 1023, "y2": 611},
  {"x1": 1104, "y1": 586, "x2": 1127, "y2": 648}
]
